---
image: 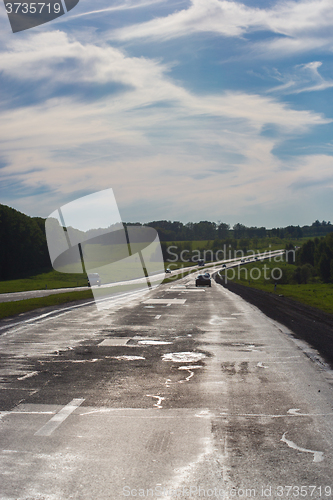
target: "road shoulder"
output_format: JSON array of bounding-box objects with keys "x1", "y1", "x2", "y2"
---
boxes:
[{"x1": 215, "y1": 275, "x2": 333, "y2": 367}]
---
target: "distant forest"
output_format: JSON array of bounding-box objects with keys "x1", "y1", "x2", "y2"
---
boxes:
[
  {"x1": 0, "y1": 204, "x2": 50, "y2": 280},
  {"x1": 126, "y1": 219, "x2": 333, "y2": 242},
  {"x1": 0, "y1": 203, "x2": 332, "y2": 280},
  {"x1": 295, "y1": 232, "x2": 333, "y2": 283}
]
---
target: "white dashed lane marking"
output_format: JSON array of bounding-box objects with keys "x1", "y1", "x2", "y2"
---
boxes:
[
  {"x1": 34, "y1": 399, "x2": 85, "y2": 437},
  {"x1": 98, "y1": 338, "x2": 131, "y2": 346},
  {"x1": 257, "y1": 362, "x2": 268, "y2": 368},
  {"x1": 146, "y1": 395, "x2": 165, "y2": 408},
  {"x1": 143, "y1": 299, "x2": 187, "y2": 304}
]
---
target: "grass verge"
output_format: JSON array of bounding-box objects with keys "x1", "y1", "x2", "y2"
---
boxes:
[
  {"x1": 0, "y1": 290, "x2": 94, "y2": 320},
  {"x1": 0, "y1": 270, "x2": 88, "y2": 294},
  {"x1": 218, "y1": 260, "x2": 333, "y2": 315}
]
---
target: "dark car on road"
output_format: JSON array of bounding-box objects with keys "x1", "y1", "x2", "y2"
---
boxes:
[{"x1": 196, "y1": 272, "x2": 211, "y2": 287}]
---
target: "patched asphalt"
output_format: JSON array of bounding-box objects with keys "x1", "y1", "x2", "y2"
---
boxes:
[{"x1": 0, "y1": 274, "x2": 333, "y2": 499}]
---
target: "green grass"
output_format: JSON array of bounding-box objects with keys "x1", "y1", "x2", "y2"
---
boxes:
[
  {"x1": 0, "y1": 270, "x2": 88, "y2": 294},
  {"x1": 274, "y1": 284, "x2": 333, "y2": 314},
  {"x1": 0, "y1": 289, "x2": 94, "y2": 320},
  {"x1": 219, "y1": 260, "x2": 333, "y2": 315}
]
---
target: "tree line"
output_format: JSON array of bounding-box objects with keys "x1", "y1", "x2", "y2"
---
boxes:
[
  {"x1": 275, "y1": 235, "x2": 333, "y2": 285},
  {"x1": 128, "y1": 219, "x2": 333, "y2": 242},
  {"x1": 294, "y1": 233, "x2": 333, "y2": 283},
  {"x1": 0, "y1": 204, "x2": 51, "y2": 280}
]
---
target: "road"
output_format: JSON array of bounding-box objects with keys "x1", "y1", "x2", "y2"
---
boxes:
[
  {"x1": 0, "y1": 271, "x2": 332, "y2": 500},
  {"x1": 0, "y1": 249, "x2": 284, "y2": 303}
]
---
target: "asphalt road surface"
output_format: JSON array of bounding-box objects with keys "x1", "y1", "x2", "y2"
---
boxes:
[{"x1": 0, "y1": 272, "x2": 332, "y2": 500}]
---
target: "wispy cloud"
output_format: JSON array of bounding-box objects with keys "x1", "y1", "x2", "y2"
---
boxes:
[
  {"x1": 110, "y1": 0, "x2": 333, "y2": 58},
  {"x1": 267, "y1": 61, "x2": 333, "y2": 94},
  {"x1": 112, "y1": 0, "x2": 262, "y2": 40},
  {"x1": 0, "y1": 31, "x2": 328, "y2": 129},
  {"x1": 69, "y1": 0, "x2": 166, "y2": 19}
]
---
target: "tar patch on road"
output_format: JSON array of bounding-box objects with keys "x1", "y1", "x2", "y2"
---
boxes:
[{"x1": 0, "y1": 327, "x2": 210, "y2": 411}]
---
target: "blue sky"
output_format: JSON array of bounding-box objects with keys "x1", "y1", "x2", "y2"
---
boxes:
[{"x1": 0, "y1": 0, "x2": 333, "y2": 228}]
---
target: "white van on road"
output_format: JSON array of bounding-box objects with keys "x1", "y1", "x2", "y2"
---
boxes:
[{"x1": 87, "y1": 273, "x2": 101, "y2": 286}]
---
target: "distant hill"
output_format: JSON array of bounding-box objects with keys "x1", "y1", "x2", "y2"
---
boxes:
[{"x1": 0, "y1": 205, "x2": 51, "y2": 280}]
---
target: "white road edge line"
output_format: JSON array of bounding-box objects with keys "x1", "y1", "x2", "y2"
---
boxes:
[
  {"x1": 17, "y1": 371, "x2": 39, "y2": 380},
  {"x1": 34, "y1": 398, "x2": 85, "y2": 437}
]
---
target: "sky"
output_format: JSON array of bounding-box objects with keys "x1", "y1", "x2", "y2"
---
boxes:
[{"x1": 0, "y1": 0, "x2": 333, "y2": 228}]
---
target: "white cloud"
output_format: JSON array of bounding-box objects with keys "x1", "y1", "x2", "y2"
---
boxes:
[
  {"x1": 110, "y1": 0, "x2": 333, "y2": 58},
  {"x1": 0, "y1": 31, "x2": 328, "y2": 130},
  {"x1": 265, "y1": 0, "x2": 333, "y2": 36},
  {"x1": 0, "y1": 30, "x2": 172, "y2": 86},
  {"x1": 112, "y1": 0, "x2": 263, "y2": 40}
]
